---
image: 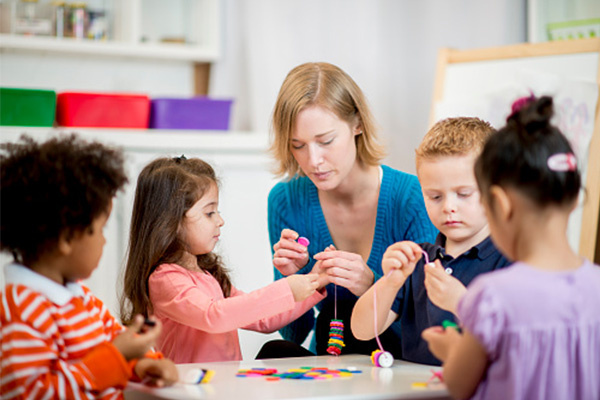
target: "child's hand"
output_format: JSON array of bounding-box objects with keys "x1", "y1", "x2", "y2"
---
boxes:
[
  {"x1": 112, "y1": 315, "x2": 161, "y2": 361},
  {"x1": 310, "y1": 245, "x2": 334, "y2": 289},
  {"x1": 135, "y1": 358, "x2": 179, "y2": 388},
  {"x1": 424, "y1": 260, "x2": 467, "y2": 315},
  {"x1": 272, "y1": 229, "x2": 310, "y2": 276},
  {"x1": 421, "y1": 325, "x2": 462, "y2": 362},
  {"x1": 382, "y1": 267, "x2": 407, "y2": 288},
  {"x1": 285, "y1": 273, "x2": 319, "y2": 302},
  {"x1": 382, "y1": 241, "x2": 423, "y2": 279},
  {"x1": 310, "y1": 259, "x2": 331, "y2": 289}
]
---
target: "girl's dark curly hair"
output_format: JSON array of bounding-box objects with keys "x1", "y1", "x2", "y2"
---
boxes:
[
  {"x1": 0, "y1": 134, "x2": 128, "y2": 265},
  {"x1": 120, "y1": 156, "x2": 231, "y2": 324}
]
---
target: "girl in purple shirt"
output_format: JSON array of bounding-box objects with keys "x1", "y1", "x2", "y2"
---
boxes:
[{"x1": 422, "y1": 96, "x2": 600, "y2": 400}]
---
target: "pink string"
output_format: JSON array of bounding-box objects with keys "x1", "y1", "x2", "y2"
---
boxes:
[
  {"x1": 334, "y1": 284, "x2": 337, "y2": 320},
  {"x1": 428, "y1": 369, "x2": 444, "y2": 383},
  {"x1": 373, "y1": 288, "x2": 385, "y2": 352},
  {"x1": 374, "y1": 247, "x2": 429, "y2": 352},
  {"x1": 421, "y1": 249, "x2": 430, "y2": 264}
]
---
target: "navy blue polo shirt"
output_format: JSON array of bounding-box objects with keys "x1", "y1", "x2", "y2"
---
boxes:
[{"x1": 390, "y1": 233, "x2": 510, "y2": 365}]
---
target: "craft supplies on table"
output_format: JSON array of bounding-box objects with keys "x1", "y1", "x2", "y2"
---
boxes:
[
  {"x1": 236, "y1": 366, "x2": 362, "y2": 381},
  {"x1": 182, "y1": 368, "x2": 215, "y2": 384},
  {"x1": 123, "y1": 354, "x2": 449, "y2": 400}
]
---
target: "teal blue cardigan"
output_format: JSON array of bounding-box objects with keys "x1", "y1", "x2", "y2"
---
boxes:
[{"x1": 267, "y1": 165, "x2": 437, "y2": 349}]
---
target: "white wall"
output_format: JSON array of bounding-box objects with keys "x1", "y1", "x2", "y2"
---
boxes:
[
  {"x1": 1, "y1": 1, "x2": 527, "y2": 359},
  {"x1": 1, "y1": 1, "x2": 527, "y2": 174},
  {"x1": 212, "y1": 0, "x2": 527, "y2": 174},
  {"x1": 0, "y1": 51, "x2": 195, "y2": 96}
]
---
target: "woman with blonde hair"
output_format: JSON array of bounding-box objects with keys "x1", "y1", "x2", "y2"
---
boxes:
[{"x1": 268, "y1": 62, "x2": 437, "y2": 355}]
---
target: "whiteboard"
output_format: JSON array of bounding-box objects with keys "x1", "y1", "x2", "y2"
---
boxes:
[{"x1": 431, "y1": 39, "x2": 600, "y2": 261}]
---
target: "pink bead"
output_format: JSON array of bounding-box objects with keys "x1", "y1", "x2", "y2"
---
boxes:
[{"x1": 297, "y1": 237, "x2": 310, "y2": 247}]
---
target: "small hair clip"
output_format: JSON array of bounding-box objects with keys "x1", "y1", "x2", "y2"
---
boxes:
[
  {"x1": 511, "y1": 92, "x2": 536, "y2": 114},
  {"x1": 174, "y1": 154, "x2": 187, "y2": 163},
  {"x1": 547, "y1": 153, "x2": 577, "y2": 172}
]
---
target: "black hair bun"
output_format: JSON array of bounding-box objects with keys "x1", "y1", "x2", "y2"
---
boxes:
[{"x1": 508, "y1": 96, "x2": 553, "y2": 137}]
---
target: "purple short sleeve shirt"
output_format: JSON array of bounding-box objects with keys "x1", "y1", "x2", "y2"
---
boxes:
[{"x1": 458, "y1": 260, "x2": 600, "y2": 400}]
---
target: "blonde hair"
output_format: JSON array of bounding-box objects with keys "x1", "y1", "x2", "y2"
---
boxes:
[
  {"x1": 416, "y1": 117, "x2": 494, "y2": 169},
  {"x1": 270, "y1": 62, "x2": 386, "y2": 178}
]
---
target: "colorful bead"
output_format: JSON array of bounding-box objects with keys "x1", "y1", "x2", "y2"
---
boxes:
[
  {"x1": 297, "y1": 236, "x2": 310, "y2": 247},
  {"x1": 236, "y1": 367, "x2": 362, "y2": 381},
  {"x1": 327, "y1": 319, "x2": 345, "y2": 355},
  {"x1": 183, "y1": 368, "x2": 215, "y2": 384},
  {"x1": 371, "y1": 349, "x2": 394, "y2": 368},
  {"x1": 442, "y1": 320, "x2": 459, "y2": 330}
]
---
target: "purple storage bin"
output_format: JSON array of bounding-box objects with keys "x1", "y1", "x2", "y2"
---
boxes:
[{"x1": 150, "y1": 97, "x2": 233, "y2": 130}]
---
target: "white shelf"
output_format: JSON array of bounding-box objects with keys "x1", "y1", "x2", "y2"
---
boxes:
[
  {"x1": 0, "y1": 127, "x2": 270, "y2": 153},
  {"x1": 0, "y1": 0, "x2": 220, "y2": 63},
  {"x1": 0, "y1": 34, "x2": 219, "y2": 62}
]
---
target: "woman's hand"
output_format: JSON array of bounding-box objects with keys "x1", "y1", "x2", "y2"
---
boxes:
[
  {"x1": 272, "y1": 229, "x2": 310, "y2": 276},
  {"x1": 313, "y1": 245, "x2": 374, "y2": 296},
  {"x1": 112, "y1": 315, "x2": 161, "y2": 361},
  {"x1": 424, "y1": 260, "x2": 467, "y2": 315},
  {"x1": 381, "y1": 241, "x2": 423, "y2": 280},
  {"x1": 135, "y1": 358, "x2": 179, "y2": 387}
]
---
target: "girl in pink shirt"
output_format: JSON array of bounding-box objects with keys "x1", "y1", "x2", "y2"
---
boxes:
[{"x1": 121, "y1": 156, "x2": 328, "y2": 363}]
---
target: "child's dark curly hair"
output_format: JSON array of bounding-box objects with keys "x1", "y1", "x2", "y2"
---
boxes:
[{"x1": 1, "y1": 134, "x2": 128, "y2": 265}]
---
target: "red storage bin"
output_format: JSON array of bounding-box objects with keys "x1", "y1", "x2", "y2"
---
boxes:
[{"x1": 56, "y1": 92, "x2": 150, "y2": 128}]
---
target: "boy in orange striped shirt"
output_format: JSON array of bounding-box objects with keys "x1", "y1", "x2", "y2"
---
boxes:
[{"x1": 0, "y1": 134, "x2": 178, "y2": 399}]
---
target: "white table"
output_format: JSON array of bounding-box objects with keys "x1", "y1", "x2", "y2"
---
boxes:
[{"x1": 124, "y1": 355, "x2": 450, "y2": 400}]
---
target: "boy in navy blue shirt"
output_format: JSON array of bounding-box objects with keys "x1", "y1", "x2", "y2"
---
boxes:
[{"x1": 351, "y1": 117, "x2": 510, "y2": 365}]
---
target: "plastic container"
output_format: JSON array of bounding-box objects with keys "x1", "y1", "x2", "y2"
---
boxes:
[
  {"x1": 0, "y1": 87, "x2": 56, "y2": 127},
  {"x1": 149, "y1": 97, "x2": 233, "y2": 130},
  {"x1": 56, "y1": 91, "x2": 150, "y2": 128}
]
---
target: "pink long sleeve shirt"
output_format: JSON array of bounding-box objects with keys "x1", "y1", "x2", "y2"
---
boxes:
[{"x1": 148, "y1": 263, "x2": 327, "y2": 363}]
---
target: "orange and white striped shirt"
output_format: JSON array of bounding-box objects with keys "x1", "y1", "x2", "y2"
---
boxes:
[{"x1": 1, "y1": 263, "x2": 148, "y2": 399}]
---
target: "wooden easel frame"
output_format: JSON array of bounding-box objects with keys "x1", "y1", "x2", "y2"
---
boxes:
[{"x1": 431, "y1": 38, "x2": 600, "y2": 262}]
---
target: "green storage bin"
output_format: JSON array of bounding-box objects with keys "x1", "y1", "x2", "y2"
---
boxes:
[{"x1": 0, "y1": 88, "x2": 56, "y2": 127}]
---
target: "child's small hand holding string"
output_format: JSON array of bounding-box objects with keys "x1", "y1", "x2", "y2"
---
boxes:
[
  {"x1": 382, "y1": 241, "x2": 424, "y2": 285},
  {"x1": 421, "y1": 324, "x2": 462, "y2": 363},
  {"x1": 285, "y1": 273, "x2": 320, "y2": 302},
  {"x1": 424, "y1": 260, "x2": 467, "y2": 315},
  {"x1": 273, "y1": 229, "x2": 310, "y2": 276},
  {"x1": 310, "y1": 244, "x2": 334, "y2": 289},
  {"x1": 112, "y1": 315, "x2": 161, "y2": 361}
]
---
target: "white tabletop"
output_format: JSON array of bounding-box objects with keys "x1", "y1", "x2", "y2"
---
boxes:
[{"x1": 124, "y1": 355, "x2": 450, "y2": 400}]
